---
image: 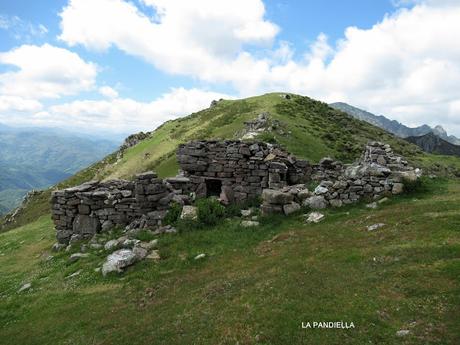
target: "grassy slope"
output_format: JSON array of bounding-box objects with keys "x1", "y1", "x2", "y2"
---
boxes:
[
  {"x1": 4, "y1": 93, "x2": 459, "y2": 231},
  {"x1": 0, "y1": 178, "x2": 459, "y2": 344}
]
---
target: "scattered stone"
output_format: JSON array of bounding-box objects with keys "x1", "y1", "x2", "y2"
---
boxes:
[
  {"x1": 68, "y1": 252, "x2": 89, "y2": 263},
  {"x1": 305, "y1": 212, "x2": 325, "y2": 223},
  {"x1": 90, "y1": 243, "x2": 103, "y2": 250},
  {"x1": 180, "y1": 205, "x2": 197, "y2": 220},
  {"x1": 314, "y1": 185, "x2": 328, "y2": 195},
  {"x1": 367, "y1": 223, "x2": 385, "y2": 231},
  {"x1": 101, "y1": 220, "x2": 114, "y2": 232},
  {"x1": 66, "y1": 270, "x2": 82, "y2": 279},
  {"x1": 102, "y1": 249, "x2": 138, "y2": 276},
  {"x1": 194, "y1": 253, "x2": 206, "y2": 260},
  {"x1": 377, "y1": 197, "x2": 389, "y2": 204},
  {"x1": 146, "y1": 250, "x2": 161, "y2": 261},
  {"x1": 262, "y1": 189, "x2": 294, "y2": 205},
  {"x1": 366, "y1": 202, "x2": 378, "y2": 209},
  {"x1": 329, "y1": 199, "x2": 343, "y2": 208},
  {"x1": 241, "y1": 209, "x2": 252, "y2": 217},
  {"x1": 138, "y1": 239, "x2": 158, "y2": 251},
  {"x1": 18, "y1": 283, "x2": 32, "y2": 293},
  {"x1": 396, "y1": 330, "x2": 410, "y2": 337},
  {"x1": 51, "y1": 242, "x2": 66, "y2": 252},
  {"x1": 241, "y1": 220, "x2": 260, "y2": 227}
]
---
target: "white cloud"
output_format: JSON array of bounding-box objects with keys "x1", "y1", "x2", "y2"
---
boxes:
[
  {"x1": 59, "y1": 0, "x2": 278, "y2": 76},
  {"x1": 0, "y1": 44, "x2": 97, "y2": 99},
  {"x1": 56, "y1": 0, "x2": 460, "y2": 136},
  {"x1": 22, "y1": 88, "x2": 231, "y2": 132},
  {"x1": 0, "y1": 95, "x2": 43, "y2": 113},
  {"x1": 99, "y1": 86, "x2": 118, "y2": 98}
]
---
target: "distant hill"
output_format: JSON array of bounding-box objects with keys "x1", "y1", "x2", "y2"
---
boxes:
[
  {"x1": 330, "y1": 102, "x2": 460, "y2": 145},
  {"x1": 405, "y1": 132, "x2": 460, "y2": 157},
  {"x1": 0, "y1": 126, "x2": 119, "y2": 214}
]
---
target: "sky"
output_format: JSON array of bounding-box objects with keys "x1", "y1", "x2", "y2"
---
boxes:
[{"x1": 0, "y1": 0, "x2": 459, "y2": 138}]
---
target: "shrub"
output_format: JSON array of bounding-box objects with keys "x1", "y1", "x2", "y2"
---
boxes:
[
  {"x1": 403, "y1": 177, "x2": 424, "y2": 194},
  {"x1": 196, "y1": 198, "x2": 226, "y2": 226},
  {"x1": 163, "y1": 202, "x2": 182, "y2": 226}
]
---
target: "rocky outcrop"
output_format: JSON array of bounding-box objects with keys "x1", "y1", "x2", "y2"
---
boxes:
[{"x1": 405, "y1": 132, "x2": 460, "y2": 157}]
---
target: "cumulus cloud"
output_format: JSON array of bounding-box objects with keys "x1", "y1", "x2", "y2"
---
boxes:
[
  {"x1": 0, "y1": 44, "x2": 97, "y2": 99},
  {"x1": 99, "y1": 86, "x2": 118, "y2": 98},
  {"x1": 23, "y1": 88, "x2": 231, "y2": 133},
  {"x1": 56, "y1": 0, "x2": 460, "y2": 136},
  {"x1": 0, "y1": 95, "x2": 43, "y2": 113}
]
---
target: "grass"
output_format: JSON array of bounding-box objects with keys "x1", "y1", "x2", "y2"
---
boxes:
[{"x1": 0, "y1": 177, "x2": 459, "y2": 344}]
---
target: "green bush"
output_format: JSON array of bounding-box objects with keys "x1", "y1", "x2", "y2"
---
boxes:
[
  {"x1": 403, "y1": 177, "x2": 424, "y2": 194},
  {"x1": 196, "y1": 198, "x2": 226, "y2": 226},
  {"x1": 163, "y1": 202, "x2": 182, "y2": 225}
]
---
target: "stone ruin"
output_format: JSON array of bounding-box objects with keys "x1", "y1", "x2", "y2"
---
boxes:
[{"x1": 51, "y1": 140, "x2": 420, "y2": 245}]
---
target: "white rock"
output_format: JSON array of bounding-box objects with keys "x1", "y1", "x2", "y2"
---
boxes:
[
  {"x1": 366, "y1": 202, "x2": 378, "y2": 209},
  {"x1": 68, "y1": 253, "x2": 89, "y2": 263},
  {"x1": 66, "y1": 270, "x2": 82, "y2": 279},
  {"x1": 303, "y1": 196, "x2": 327, "y2": 209},
  {"x1": 139, "y1": 239, "x2": 158, "y2": 251},
  {"x1": 194, "y1": 253, "x2": 206, "y2": 260},
  {"x1": 146, "y1": 250, "x2": 161, "y2": 261},
  {"x1": 241, "y1": 209, "x2": 252, "y2": 217},
  {"x1": 241, "y1": 220, "x2": 260, "y2": 227},
  {"x1": 18, "y1": 283, "x2": 32, "y2": 293},
  {"x1": 367, "y1": 223, "x2": 385, "y2": 231},
  {"x1": 396, "y1": 330, "x2": 410, "y2": 337},
  {"x1": 102, "y1": 249, "x2": 137, "y2": 276},
  {"x1": 305, "y1": 212, "x2": 325, "y2": 223},
  {"x1": 180, "y1": 205, "x2": 198, "y2": 220},
  {"x1": 314, "y1": 185, "x2": 328, "y2": 195}
]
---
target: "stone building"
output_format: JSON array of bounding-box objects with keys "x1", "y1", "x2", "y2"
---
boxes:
[{"x1": 175, "y1": 140, "x2": 311, "y2": 203}]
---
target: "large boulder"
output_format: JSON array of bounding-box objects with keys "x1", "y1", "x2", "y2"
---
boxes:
[
  {"x1": 262, "y1": 189, "x2": 294, "y2": 205},
  {"x1": 180, "y1": 205, "x2": 197, "y2": 220},
  {"x1": 283, "y1": 202, "x2": 301, "y2": 215},
  {"x1": 72, "y1": 215, "x2": 100, "y2": 236},
  {"x1": 102, "y1": 249, "x2": 137, "y2": 276}
]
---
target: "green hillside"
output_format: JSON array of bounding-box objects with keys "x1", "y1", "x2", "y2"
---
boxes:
[
  {"x1": 0, "y1": 93, "x2": 459, "y2": 344},
  {"x1": 2, "y1": 93, "x2": 460, "y2": 231}
]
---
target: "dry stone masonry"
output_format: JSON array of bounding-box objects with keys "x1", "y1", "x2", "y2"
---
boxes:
[{"x1": 51, "y1": 140, "x2": 420, "y2": 245}]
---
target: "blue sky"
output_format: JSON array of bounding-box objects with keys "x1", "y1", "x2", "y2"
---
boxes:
[{"x1": 0, "y1": 0, "x2": 459, "y2": 137}]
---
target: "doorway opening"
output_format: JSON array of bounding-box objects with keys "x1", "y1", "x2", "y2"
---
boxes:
[{"x1": 205, "y1": 179, "x2": 222, "y2": 197}]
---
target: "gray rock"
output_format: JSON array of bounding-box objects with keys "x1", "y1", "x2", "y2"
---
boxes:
[
  {"x1": 180, "y1": 205, "x2": 197, "y2": 220},
  {"x1": 133, "y1": 246, "x2": 148, "y2": 260},
  {"x1": 329, "y1": 199, "x2": 343, "y2": 208},
  {"x1": 283, "y1": 202, "x2": 300, "y2": 215},
  {"x1": 303, "y1": 196, "x2": 327, "y2": 209},
  {"x1": 262, "y1": 189, "x2": 294, "y2": 205},
  {"x1": 194, "y1": 253, "x2": 206, "y2": 260},
  {"x1": 392, "y1": 183, "x2": 404, "y2": 194},
  {"x1": 314, "y1": 185, "x2": 329, "y2": 195},
  {"x1": 101, "y1": 220, "x2": 114, "y2": 232},
  {"x1": 102, "y1": 249, "x2": 137, "y2": 276},
  {"x1": 52, "y1": 242, "x2": 66, "y2": 252},
  {"x1": 366, "y1": 202, "x2": 378, "y2": 209},
  {"x1": 396, "y1": 330, "x2": 410, "y2": 337},
  {"x1": 138, "y1": 239, "x2": 158, "y2": 251},
  {"x1": 104, "y1": 239, "x2": 119, "y2": 251},
  {"x1": 241, "y1": 220, "x2": 260, "y2": 227},
  {"x1": 68, "y1": 252, "x2": 89, "y2": 263},
  {"x1": 367, "y1": 223, "x2": 385, "y2": 231}
]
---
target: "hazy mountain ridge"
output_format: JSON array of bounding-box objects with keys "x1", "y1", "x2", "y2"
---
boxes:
[
  {"x1": 405, "y1": 132, "x2": 460, "y2": 157},
  {"x1": 0, "y1": 126, "x2": 119, "y2": 214},
  {"x1": 330, "y1": 102, "x2": 460, "y2": 145}
]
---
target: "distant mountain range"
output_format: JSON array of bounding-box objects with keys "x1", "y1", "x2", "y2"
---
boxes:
[
  {"x1": 405, "y1": 132, "x2": 460, "y2": 157},
  {"x1": 0, "y1": 125, "x2": 119, "y2": 215},
  {"x1": 330, "y1": 102, "x2": 460, "y2": 146}
]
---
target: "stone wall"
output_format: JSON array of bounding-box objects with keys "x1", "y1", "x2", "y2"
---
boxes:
[
  {"x1": 51, "y1": 172, "x2": 181, "y2": 245},
  {"x1": 177, "y1": 140, "x2": 311, "y2": 203},
  {"x1": 262, "y1": 141, "x2": 420, "y2": 213}
]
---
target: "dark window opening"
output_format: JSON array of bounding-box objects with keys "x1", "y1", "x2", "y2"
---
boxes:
[{"x1": 205, "y1": 179, "x2": 222, "y2": 197}]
